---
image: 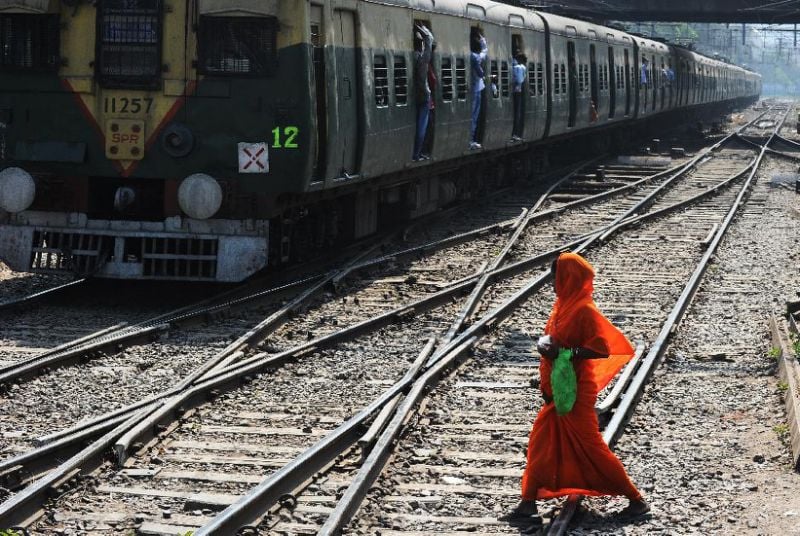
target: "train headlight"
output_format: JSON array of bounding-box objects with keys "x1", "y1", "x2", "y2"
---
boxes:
[
  {"x1": 0, "y1": 167, "x2": 36, "y2": 213},
  {"x1": 178, "y1": 173, "x2": 223, "y2": 220}
]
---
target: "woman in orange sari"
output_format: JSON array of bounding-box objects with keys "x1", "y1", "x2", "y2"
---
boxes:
[{"x1": 504, "y1": 252, "x2": 649, "y2": 530}]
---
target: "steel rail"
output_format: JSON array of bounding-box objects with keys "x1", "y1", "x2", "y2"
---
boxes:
[
  {"x1": 546, "y1": 106, "x2": 791, "y2": 535},
  {"x1": 595, "y1": 343, "x2": 645, "y2": 415},
  {"x1": 734, "y1": 132, "x2": 800, "y2": 161},
  {"x1": 0, "y1": 274, "x2": 321, "y2": 382},
  {"x1": 774, "y1": 133, "x2": 800, "y2": 149},
  {"x1": 193, "y1": 338, "x2": 468, "y2": 536},
  {"x1": 0, "y1": 278, "x2": 86, "y2": 312},
  {"x1": 0, "y1": 405, "x2": 156, "y2": 529}
]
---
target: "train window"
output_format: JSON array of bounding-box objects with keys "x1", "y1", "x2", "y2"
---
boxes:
[
  {"x1": 512, "y1": 34, "x2": 523, "y2": 55},
  {"x1": 490, "y1": 60, "x2": 499, "y2": 98},
  {"x1": 537, "y1": 62, "x2": 544, "y2": 95},
  {"x1": 553, "y1": 64, "x2": 560, "y2": 95},
  {"x1": 199, "y1": 16, "x2": 278, "y2": 76},
  {"x1": 455, "y1": 57, "x2": 467, "y2": 100},
  {"x1": 394, "y1": 55, "x2": 408, "y2": 105},
  {"x1": 374, "y1": 55, "x2": 389, "y2": 107},
  {"x1": 0, "y1": 13, "x2": 60, "y2": 71},
  {"x1": 97, "y1": 0, "x2": 163, "y2": 88},
  {"x1": 441, "y1": 57, "x2": 454, "y2": 102},
  {"x1": 501, "y1": 61, "x2": 509, "y2": 98},
  {"x1": 585, "y1": 65, "x2": 591, "y2": 92},
  {"x1": 580, "y1": 65, "x2": 589, "y2": 93},
  {"x1": 528, "y1": 62, "x2": 536, "y2": 96}
]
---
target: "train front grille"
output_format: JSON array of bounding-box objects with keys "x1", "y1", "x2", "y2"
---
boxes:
[
  {"x1": 141, "y1": 236, "x2": 217, "y2": 279},
  {"x1": 30, "y1": 231, "x2": 219, "y2": 280},
  {"x1": 30, "y1": 230, "x2": 113, "y2": 275}
]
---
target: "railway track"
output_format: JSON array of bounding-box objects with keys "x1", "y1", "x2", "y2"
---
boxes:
[
  {"x1": 0, "y1": 155, "x2": 679, "y2": 468},
  {"x1": 0, "y1": 104, "x2": 777, "y2": 534}
]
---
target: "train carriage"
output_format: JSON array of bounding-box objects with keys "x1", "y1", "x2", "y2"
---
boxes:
[{"x1": 0, "y1": 0, "x2": 762, "y2": 283}]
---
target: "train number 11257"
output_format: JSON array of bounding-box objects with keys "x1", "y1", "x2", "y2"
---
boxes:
[{"x1": 104, "y1": 97, "x2": 154, "y2": 115}]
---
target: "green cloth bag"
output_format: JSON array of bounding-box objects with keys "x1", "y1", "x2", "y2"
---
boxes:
[{"x1": 551, "y1": 347, "x2": 577, "y2": 416}]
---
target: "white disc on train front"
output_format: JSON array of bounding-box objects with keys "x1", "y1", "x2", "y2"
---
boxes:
[
  {"x1": 178, "y1": 173, "x2": 223, "y2": 220},
  {"x1": 0, "y1": 167, "x2": 36, "y2": 213}
]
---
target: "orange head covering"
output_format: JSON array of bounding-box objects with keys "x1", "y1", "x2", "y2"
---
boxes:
[{"x1": 545, "y1": 252, "x2": 634, "y2": 391}]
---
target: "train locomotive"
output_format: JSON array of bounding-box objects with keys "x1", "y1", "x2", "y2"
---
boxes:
[{"x1": 0, "y1": 0, "x2": 761, "y2": 282}]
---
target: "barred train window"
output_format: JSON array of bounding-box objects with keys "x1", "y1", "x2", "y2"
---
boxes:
[
  {"x1": 394, "y1": 55, "x2": 408, "y2": 105},
  {"x1": 537, "y1": 63, "x2": 544, "y2": 95},
  {"x1": 199, "y1": 17, "x2": 278, "y2": 76},
  {"x1": 98, "y1": 0, "x2": 162, "y2": 88},
  {"x1": 528, "y1": 62, "x2": 536, "y2": 97},
  {"x1": 553, "y1": 64, "x2": 560, "y2": 95},
  {"x1": 500, "y1": 61, "x2": 509, "y2": 97},
  {"x1": 455, "y1": 58, "x2": 467, "y2": 100},
  {"x1": 373, "y1": 55, "x2": 389, "y2": 107},
  {"x1": 0, "y1": 14, "x2": 60, "y2": 71},
  {"x1": 441, "y1": 57, "x2": 453, "y2": 102}
]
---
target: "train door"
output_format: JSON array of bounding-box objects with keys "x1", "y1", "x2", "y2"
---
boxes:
[
  {"x1": 624, "y1": 48, "x2": 631, "y2": 116},
  {"x1": 333, "y1": 9, "x2": 359, "y2": 176},
  {"x1": 608, "y1": 46, "x2": 616, "y2": 118},
  {"x1": 311, "y1": 5, "x2": 327, "y2": 181},
  {"x1": 640, "y1": 54, "x2": 647, "y2": 114},
  {"x1": 567, "y1": 41, "x2": 577, "y2": 127},
  {"x1": 651, "y1": 55, "x2": 656, "y2": 111},
  {"x1": 471, "y1": 26, "x2": 488, "y2": 144},
  {"x1": 684, "y1": 61, "x2": 690, "y2": 105},
  {"x1": 589, "y1": 44, "x2": 598, "y2": 120},
  {"x1": 512, "y1": 33, "x2": 525, "y2": 137},
  {"x1": 660, "y1": 58, "x2": 666, "y2": 109}
]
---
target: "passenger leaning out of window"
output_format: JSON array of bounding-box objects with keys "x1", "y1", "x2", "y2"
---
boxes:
[
  {"x1": 469, "y1": 30, "x2": 488, "y2": 150},
  {"x1": 413, "y1": 23, "x2": 435, "y2": 162},
  {"x1": 512, "y1": 54, "x2": 527, "y2": 141}
]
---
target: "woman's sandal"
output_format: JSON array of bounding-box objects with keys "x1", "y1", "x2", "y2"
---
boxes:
[{"x1": 618, "y1": 500, "x2": 651, "y2": 521}]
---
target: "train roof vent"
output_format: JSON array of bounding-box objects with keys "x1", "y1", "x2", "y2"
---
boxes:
[{"x1": 199, "y1": 0, "x2": 277, "y2": 17}]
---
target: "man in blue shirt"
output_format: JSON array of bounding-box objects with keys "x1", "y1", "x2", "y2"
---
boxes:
[
  {"x1": 412, "y1": 24, "x2": 435, "y2": 161},
  {"x1": 470, "y1": 32, "x2": 488, "y2": 149},
  {"x1": 512, "y1": 54, "x2": 527, "y2": 141}
]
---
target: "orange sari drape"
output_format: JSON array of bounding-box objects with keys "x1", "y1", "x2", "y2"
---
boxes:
[{"x1": 521, "y1": 253, "x2": 641, "y2": 501}]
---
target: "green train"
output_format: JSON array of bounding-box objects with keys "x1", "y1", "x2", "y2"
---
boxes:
[{"x1": 0, "y1": 0, "x2": 761, "y2": 281}]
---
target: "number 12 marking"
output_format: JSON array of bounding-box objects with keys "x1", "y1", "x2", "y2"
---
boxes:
[{"x1": 272, "y1": 126, "x2": 300, "y2": 149}]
